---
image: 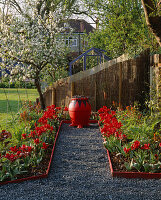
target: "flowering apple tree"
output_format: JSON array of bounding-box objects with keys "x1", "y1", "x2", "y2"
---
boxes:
[{"x1": 0, "y1": 0, "x2": 69, "y2": 109}]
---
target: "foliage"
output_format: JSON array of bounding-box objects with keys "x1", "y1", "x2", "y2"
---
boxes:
[
  {"x1": 0, "y1": 101, "x2": 69, "y2": 182},
  {"x1": 86, "y1": 0, "x2": 159, "y2": 58},
  {"x1": 36, "y1": 0, "x2": 78, "y2": 17},
  {"x1": 0, "y1": 80, "x2": 36, "y2": 89},
  {"x1": 98, "y1": 105, "x2": 161, "y2": 173}
]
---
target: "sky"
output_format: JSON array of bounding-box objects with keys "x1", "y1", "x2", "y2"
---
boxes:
[
  {"x1": 0, "y1": 0, "x2": 97, "y2": 28},
  {"x1": 72, "y1": 13, "x2": 96, "y2": 28}
]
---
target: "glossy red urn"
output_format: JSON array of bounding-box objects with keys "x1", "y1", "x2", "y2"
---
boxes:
[{"x1": 69, "y1": 96, "x2": 91, "y2": 128}]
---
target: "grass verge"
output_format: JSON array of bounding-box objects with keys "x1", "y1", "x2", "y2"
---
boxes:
[{"x1": 0, "y1": 88, "x2": 39, "y2": 130}]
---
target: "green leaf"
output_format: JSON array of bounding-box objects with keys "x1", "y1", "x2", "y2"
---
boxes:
[
  {"x1": 143, "y1": 163, "x2": 151, "y2": 172},
  {"x1": 124, "y1": 162, "x2": 132, "y2": 171}
]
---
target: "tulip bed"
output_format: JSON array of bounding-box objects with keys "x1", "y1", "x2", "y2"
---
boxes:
[
  {"x1": 1, "y1": 100, "x2": 161, "y2": 182},
  {"x1": 0, "y1": 101, "x2": 68, "y2": 183},
  {"x1": 98, "y1": 106, "x2": 161, "y2": 174}
]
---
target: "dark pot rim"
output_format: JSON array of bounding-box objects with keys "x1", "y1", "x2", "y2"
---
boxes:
[{"x1": 72, "y1": 95, "x2": 89, "y2": 100}]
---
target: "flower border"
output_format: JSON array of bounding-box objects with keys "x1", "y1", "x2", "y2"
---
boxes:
[
  {"x1": 106, "y1": 149, "x2": 161, "y2": 179},
  {"x1": 2, "y1": 119, "x2": 158, "y2": 185},
  {"x1": 101, "y1": 132, "x2": 161, "y2": 179},
  {"x1": 0, "y1": 120, "x2": 65, "y2": 185}
]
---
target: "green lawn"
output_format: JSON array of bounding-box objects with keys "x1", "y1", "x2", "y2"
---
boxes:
[{"x1": 0, "y1": 88, "x2": 39, "y2": 130}]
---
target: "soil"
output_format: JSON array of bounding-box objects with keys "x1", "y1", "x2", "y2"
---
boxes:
[{"x1": 109, "y1": 152, "x2": 138, "y2": 172}]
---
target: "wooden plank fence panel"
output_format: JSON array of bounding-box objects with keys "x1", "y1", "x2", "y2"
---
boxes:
[{"x1": 43, "y1": 49, "x2": 156, "y2": 111}]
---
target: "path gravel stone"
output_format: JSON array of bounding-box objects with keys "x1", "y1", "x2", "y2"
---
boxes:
[{"x1": 0, "y1": 122, "x2": 161, "y2": 200}]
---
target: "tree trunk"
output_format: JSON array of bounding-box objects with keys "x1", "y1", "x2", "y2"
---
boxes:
[
  {"x1": 34, "y1": 77, "x2": 46, "y2": 110},
  {"x1": 141, "y1": 0, "x2": 161, "y2": 47}
]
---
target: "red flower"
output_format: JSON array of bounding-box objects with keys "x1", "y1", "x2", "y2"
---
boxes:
[
  {"x1": 29, "y1": 130, "x2": 36, "y2": 138},
  {"x1": 16, "y1": 151, "x2": 21, "y2": 156},
  {"x1": 20, "y1": 144, "x2": 27, "y2": 152},
  {"x1": 155, "y1": 154, "x2": 158, "y2": 160},
  {"x1": 5, "y1": 153, "x2": 17, "y2": 162},
  {"x1": 123, "y1": 147, "x2": 131, "y2": 154},
  {"x1": 122, "y1": 134, "x2": 127, "y2": 138},
  {"x1": 27, "y1": 146, "x2": 32, "y2": 152},
  {"x1": 64, "y1": 107, "x2": 68, "y2": 111},
  {"x1": 41, "y1": 142, "x2": 48, "y2": 150},
  {"x1": 10, "y1": 146, "x2": 18, "y2": 152},
  {"x1": 141, "y1": 144, "x2": 150, "y2": 150},
  {"x1": 98, "y1": 106, "x2": 124, "y2": 140},
  {"x1": 34, "y1": 138, "x2": 40, "y2": 145},
  {"x1": 117, "y1": 133, "x2": 127, "y2": 140},
  {"x1": 38, "y1": 117, "x2": 48, "y2": 124},
  {"x1": 159, "y1": 143, "x2": 161, "y2": 147},
  {"x1": 22, "y1": 133, "x2": 27, "y2": 139},
  {"x1": 54, "y1": 115, "x2": 58, "y2": 119},
  {"x1": 131, "y1": 140, "x2": 140, "y2": 150},
  {"x1": 98, "y1": 106, "x2": 110, "y2": 114},
  {"x1": 51, "y1": 105, "x2": 56, "y2": 109},
  {"x1": 111, "y1": 111, "x2": 116, "y2": 116}
]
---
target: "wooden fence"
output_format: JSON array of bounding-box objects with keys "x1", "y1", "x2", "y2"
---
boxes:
[
  {"x1": 151, "y1": 54, "x2": 161, "y2": 111},
  {"x1": 43, "y1": 49, "x2": 161, "y2": 111}
]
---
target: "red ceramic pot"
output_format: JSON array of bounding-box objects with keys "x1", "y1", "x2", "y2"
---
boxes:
[{"x1": 69, "y1": 96, "x2": 91, "y2": 128}]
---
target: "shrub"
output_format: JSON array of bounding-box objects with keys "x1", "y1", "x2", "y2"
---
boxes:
[{"x1": 0, "y1": 80, "x2": 35, "y2": 88}]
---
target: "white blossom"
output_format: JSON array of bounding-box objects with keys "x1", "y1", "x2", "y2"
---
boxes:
[
  {"x1": 4, "y1": 74, "x2": 8, "y2": 78},
  {"x1": 0, "y1": 0, "x2": 69, "y2": 108},
  {"x1": 22, "y1": 76, "x2": 26, "y2": 81}
]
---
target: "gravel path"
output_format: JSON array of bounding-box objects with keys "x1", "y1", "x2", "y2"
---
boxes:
[{"x1": 0, "y1": 122, "x2": 161, "y2": 200}]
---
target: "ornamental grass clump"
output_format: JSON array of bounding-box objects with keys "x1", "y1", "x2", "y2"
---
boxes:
[
  {"x1": 0, "y1": 102, "x2": 68, "y2": 182},
  {"x1": 98, "y1": 106, "x2": 161, "y2": 173}
]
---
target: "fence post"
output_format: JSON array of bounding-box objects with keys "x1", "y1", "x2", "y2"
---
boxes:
[
  {"x1": 119, "y1": 62, "x2": 122, "y2": 108},
  {"x1": 71, "y1": 82, "x2": 75, "y2": 97},
  {"x1": 95, "y1": 78, "x2": 97, "y2": 111},
  {"x1": 153, "y1": 54, "x2": 161, "y2": 111},
  {"x1": 159, "y1": 64, "x2": 161, "y2": 108},
  {"x1": 158, "y1": 55, "x2": 161, "y2": 111},
  {"x1": 52, "y1": 87, "x2": 56, "y2": 106},
  {"x1": 157, "y1": 61, "x2": 161, "y2": 111}
]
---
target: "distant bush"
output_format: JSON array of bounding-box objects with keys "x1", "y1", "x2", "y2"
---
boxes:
[{"x1": 0, "y1": 81, "x2": 36, "y2": 89}]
